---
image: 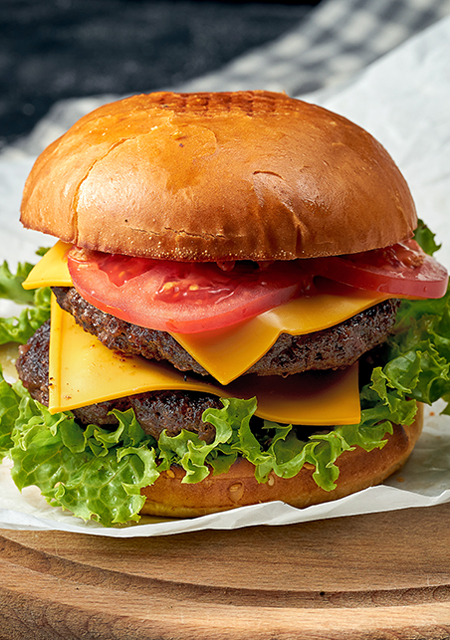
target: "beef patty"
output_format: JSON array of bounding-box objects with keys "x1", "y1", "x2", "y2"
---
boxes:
[
  {"x1": 16, "y1": 293, "x2": 399, "y2": 443},
  {"x1": 52, "y1": 287, "x2": 399, "y2": 377}
]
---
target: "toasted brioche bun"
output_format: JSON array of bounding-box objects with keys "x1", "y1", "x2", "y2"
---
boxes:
[
  {"x1": 21, "y1": 90, "x2": 416, "y2": 262},
  {"x1": 140, "y1": 404, "x2": 423, "y2": 518}
]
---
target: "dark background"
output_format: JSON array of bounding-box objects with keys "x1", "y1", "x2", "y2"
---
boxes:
[{"x1": 0, "y1": 0, "x2": 321, "y2": 149}]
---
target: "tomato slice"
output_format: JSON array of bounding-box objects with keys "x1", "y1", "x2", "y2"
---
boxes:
[
  {"x1": 67, "y1": 239, "x2": 448, "y2": 334},
  {"x1": 312, "y1": 239, "x2": 448, "y2": 299},
  {"x1": 67, "y1": 248, "x2": 313, "y2": 334}
]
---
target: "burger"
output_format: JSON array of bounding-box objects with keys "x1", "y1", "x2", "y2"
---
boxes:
[{"x1": 0, "y1": 90, "x2": 448, "y2": 526}]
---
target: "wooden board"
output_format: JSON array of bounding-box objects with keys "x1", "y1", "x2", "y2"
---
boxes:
[{"x1": 2, "y1": 504, "x2": 450, "y2": 639}]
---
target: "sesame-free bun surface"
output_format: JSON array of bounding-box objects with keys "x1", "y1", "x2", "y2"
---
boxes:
[
  {"x1": 140, "y1": 405, "x2": 423, "y2": 518},
  {"x1": 21, "y1": 91, "x2": 417, "y2": 261}
]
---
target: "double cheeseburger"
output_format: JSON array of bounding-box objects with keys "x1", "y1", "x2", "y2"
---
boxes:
[{"x1": 7, "y1": 90, "x2": 449, "y2": 525}]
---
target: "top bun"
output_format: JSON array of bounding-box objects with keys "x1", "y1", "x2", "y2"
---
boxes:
[{"x1": 21, "y1": 91, "x2": 417, "y2": 261}]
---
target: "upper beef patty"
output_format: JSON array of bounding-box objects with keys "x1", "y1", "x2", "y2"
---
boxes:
[{"x1": 52, "y1": 287, "x2": 400, "y2": 377}]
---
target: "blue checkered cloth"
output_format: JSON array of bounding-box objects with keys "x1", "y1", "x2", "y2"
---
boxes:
[
  {"x1": 175, "y1": 0, "x2": 450, "y2": 96},
  {"x1": 3, "y1": 0, "x2": 450, "y2": 158}
]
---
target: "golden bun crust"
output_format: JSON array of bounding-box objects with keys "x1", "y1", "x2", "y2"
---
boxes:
[
  {"x1": 21, "y1": 91, "x2": 417, "y2": 261},
  {"x1": 140, "y1": 404, "x2": 423, "y2": 518}
]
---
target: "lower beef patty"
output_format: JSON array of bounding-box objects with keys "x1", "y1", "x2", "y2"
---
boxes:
[{"x1": 16, "y1": 291, "x2": 399, "y2": 443}]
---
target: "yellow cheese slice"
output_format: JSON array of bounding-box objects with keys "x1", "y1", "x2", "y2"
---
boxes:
[
  {"x1": 25, "y1": 241, "x2": 392, "y2": 384},
  {"x1": 48, "y1": 294, "x2": 361, "y2": 426},
  {"x1": 22, "y1": 240, "x2": 72, "y2": 289},
  {"x1": 173, "y1": 280, "x2": 390, "y2": 384}
]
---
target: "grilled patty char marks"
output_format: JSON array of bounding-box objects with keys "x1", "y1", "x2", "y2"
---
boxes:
[{"x1": 52, "y1": 286, "x2": 400, "y2": 377}]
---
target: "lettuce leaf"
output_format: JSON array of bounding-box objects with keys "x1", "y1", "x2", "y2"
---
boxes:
[
  {"x1": 413, "y1": 218, "x2": 441, "y2": 256},
  {"x1": 8, "y1": 393, "x2": 160, "y2": 525},
  {"x1": 0, "y1": 369, "x2": 27, "y2": 460},
  {"x1": 387, "y1": 291, "x2": 450, "y2": 409},
  {"x1": 0, "y1": 256, "x2": 51, "y2": 345}
]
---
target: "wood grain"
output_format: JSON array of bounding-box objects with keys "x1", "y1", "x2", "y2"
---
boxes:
[{"x1": 2, "y1": 504, "x2": 450, "y2": 639}]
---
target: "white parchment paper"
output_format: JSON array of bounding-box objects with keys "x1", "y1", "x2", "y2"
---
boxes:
[{"x1": 1, "y1": 16, "x2": 450, "y2": 537}]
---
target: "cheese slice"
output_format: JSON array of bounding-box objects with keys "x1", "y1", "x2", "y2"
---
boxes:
[
  {"x1": 22, "y1": 241, "x2": 72, "y2": 289},
  {"x1": 24, "y1": 241, "x2": 392, "y2": 384},
  {"x1": 48, "y1": 294, "x2": 361, "y2": 425},
  {"x1": 174, "y1": 281, "x2": 391, "y2": 384}
]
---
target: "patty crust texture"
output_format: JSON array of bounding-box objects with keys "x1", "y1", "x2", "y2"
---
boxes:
[{"x1": 52, "y1": 287, "x2": 400, "y2": 377}]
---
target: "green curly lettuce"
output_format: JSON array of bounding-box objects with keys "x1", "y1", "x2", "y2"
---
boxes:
[
  {"x1": 413, "y1": 218, "x2": 442, "y2": 256},
  {"x1": 0, "y1": 371, "x2": 26, "y2": 460},
  {"x1": 6, "y1": 394, "x2": 160, "y2": 525},
  {"x1": 0, "y1": 253, "x2": 51, "y2": 344}
]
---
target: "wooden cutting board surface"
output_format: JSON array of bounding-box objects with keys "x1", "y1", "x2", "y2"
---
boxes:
[{"x1": 2, "y1": 503, "x2": 450, "y2": 639}]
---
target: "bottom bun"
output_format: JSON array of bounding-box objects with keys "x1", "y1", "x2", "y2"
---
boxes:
[{"x1": 140, "y1": 404, "x2": 424, "y2": 518}]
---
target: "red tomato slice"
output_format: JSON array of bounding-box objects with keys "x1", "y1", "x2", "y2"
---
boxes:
[
  {"x1": 67, "y1": 240, "x2": 448, "y2": 334},
  {"x1": 67, "y1": 248, "x2": 313, "y2": 334},
  {"x1": 312, "y1": 239, "x2": 448, "y2": 299}
]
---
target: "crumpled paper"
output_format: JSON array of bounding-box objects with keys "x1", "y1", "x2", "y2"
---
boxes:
[{"x1": 1, "y1": 16, "x2": 450, "y2": 536}]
